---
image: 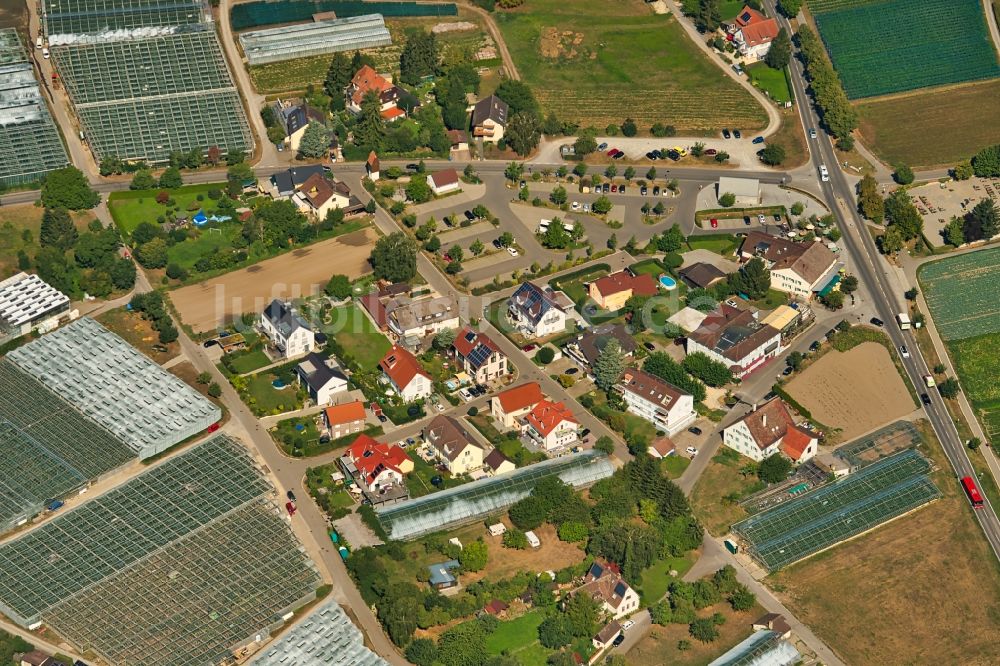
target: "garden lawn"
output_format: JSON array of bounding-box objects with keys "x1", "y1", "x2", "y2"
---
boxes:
[
  {"x1": 746, "y1": 62, "x2": 791, "y2": 104},
  {"x1": 684, "y1": 234, "x2": 738, "y2": 255},
  {"x1": 495, "y1": 0, "x2": 767, "y2": 131},
  {"x1": 323, "y1": 304, "x2": 390, "y2": 369},
  {"x1": 629, "y1": 258, "x2": 667, "y2": 277},
  {"x1": 638, "y1": 555, "x2": 694, "y2": 605},
  {"x1": 166, "y1": 223, "x2": 243, "y2": 270},
  {"x1": 246, "y1": 373, "x2": 304, "y2": 414},
  {"x1": 408, "y1": 456, "x2": 468, "y2": 498},
  {"x1": 108, "y1": 183, "x2": 225, "y2": 235},
  {"x1": 661, "y1": 454, "x2": 690, "y2": 479},
  {"x1": 485, "y1": 610, "x2": 546, "y2": 657},
  {"x1": 226, "y1": 349, "x2": 271, "y2": 374},
  {"x1": 690, "y1": 447, "x2": 764, "y2": 535}
]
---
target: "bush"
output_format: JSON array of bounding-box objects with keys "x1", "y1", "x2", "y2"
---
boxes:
[
  {"x1": 503, "y1": 530, "x2": 529, "y2": 549},
  {"x1": 537, "y1": 346, "x2": 555, "y2": 364},
  {"x1": 758, "y1": 453, "x2": 792, "y2": 483},
  {"x1": 719, "y1": 192, "x2": 736, "y2": 208},
  {"x1": 893, "y1": 163, "x2": 915, "y2": 185}
]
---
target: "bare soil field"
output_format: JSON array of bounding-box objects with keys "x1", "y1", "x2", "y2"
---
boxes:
[
  {"x1": 453, "y1": 523, "x2": 585, "y2": 585},
  {"x1": 169, "y1": 228, "x2": 376, "y2": 333},
  {"x1": 626, "y1": 600, "x2": 764, "y2": 666},
  {"x1": 96, "y1": 307, "x2": 179, "y2": 364},
  {"x1": 784, "y1": 342, "x2": 913, "y2": 440},
  {"x1": 771, "y1": 424, "x2": 1000, "y2": 665}
]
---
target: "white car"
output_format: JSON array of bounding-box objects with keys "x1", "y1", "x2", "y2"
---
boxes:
[
  {"x1": 899, "y1": 345, "x2": 910, "y2": 359},
  {"x1": 621, "y1": 619, "x2": 635, "y2": 632},
  {"x1": 435, "y1": 403, "x2": 445, "y2": 412},
  {"x1": 757, "y1": 214, "x2": 766, "y2": 224},
  {"x1": 42, "y1": 47, "x2": 49, "y2": 59},
  {"x1": 507, "y1": 246, "x2": 519, "y2": 257},
  {"x1": 571, "y1": 201, "x2": 581, "y2": 211},
  {"x1": 809, "y1": 128, "x2": 818, "y2": 139},
  {"x1": 583, "y1": 203, "x2": 591, "y2": 213},
  {"x1": 686, "y1": 446, "x2": 698, "y2": 456},
  {"x1": 819, "y1": 164, "x2": 830, "y2": 182}
]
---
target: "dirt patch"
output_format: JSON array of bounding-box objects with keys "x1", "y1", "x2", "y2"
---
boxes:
[
  {"x1": 432, "y1": 21, "x2": 476, "y2": 33},
  {"x1": 452, "y1": 523, "x2": 585, "y2": 585},
  {"x1": 96, "y1": 307, "x2": 180, "y2": 364},
  {"x1": 539, "y1": 27, "x2": 586, "y2": 60},
  {"x1": 169, "y1": 228, "x2": 376, "y2": 333},
  {"x1": 626, "y1": 600, "x2": 764, "y2": 666},
  {"x1": 784, "y1": 342, "x2": 913, "y2": 440}
]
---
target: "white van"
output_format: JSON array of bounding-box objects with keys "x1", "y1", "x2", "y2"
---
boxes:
[
  {"x1": 35, "y1": 36, "x2": 42, "y2": 49},
  {"x1": 819, "y1": 164, "x2": 830, "y2": 182},
  {"x1": 42, "y1": 47, "x2": 50, "y2": 59}
]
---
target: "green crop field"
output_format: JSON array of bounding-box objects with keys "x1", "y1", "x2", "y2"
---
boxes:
[
  {"x1": 495, "y1": 0, "x2": 767, "y2": 131},
  {"x1": 811, "y1": 0, "x2": 1000, "y2": 99}
]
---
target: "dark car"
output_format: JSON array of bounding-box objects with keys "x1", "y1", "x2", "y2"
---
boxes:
[
  {"x1": 406, "y1": 437, "x2": 416, "y2": 445},
  {"x1": 809, "y1": 340, "x2": 821, "y2": 352},
  {"x1": 430, "y1": 475, "x2": 444, "y2": 487},
  {"x1": 644, "y1": 341, "x2": 656, "y2": 351},
  {"x1": 464, "y1": 210, "x2": 476, "y2": 221},
  {"x1": 783, "y1": 366, "x2": 794, "y2": 376},
  {"x1": 565, "y1": 367, "x2": 579, "y2": 375},
  {"x1": 652, "y1": 149, "x2": 662, "y2": 159},
  {"x1": 733, "y1": 129, "x2": 742, "y2": 139},
  {"x1": 773, "y1": 213, "x2": 782, "y2": 222},
  {"x1": 653, "y1": 185, "x2": 661, "y2": 196},
  {"x1": 612, "y1": 634, "x2": 626, "y2": 647},
  {"x1": 286, "y1": 490, "x2": 296, "y2": 502},
  {"x1": 493, "y1": 238, "x2": 503, "y2": 249},
  {"x1": 666, "y1": 150, "x2": 681, "y2": 161},
  {"x1": 377, "y1": 414, "x2": 388, "y2": 423},
  {"x1": 870, "y1": 317, "x2": 884, "y2": 327},
  {"x1": 743, "y1": 215, "x2": 752, "y2": 225},
  {"x1": 704, "y1": 148, "x2": 717, "y2": 155},
  {"x1": 641, "y1": 186, "x2": 648, "y2": 195},
  {"x1": 688, "y1": 426, "x2": 702, "y2": 436},
  {"x1": 752, "y1": 136, "x2": 764, "y2": 144},
  {"x1": 612, "y1": 150, "x2": 625, "y2": 160},
  {"x1": 202, "y1": 339, "x2": 218, "y2": 348},
  {"x1": 580, "y1": 428, "x2": 591, "y2": 439},
  {"x1": 598, "y1": 142, "x2": 608, "y2": 151},
  {"x1": 645, "y1": 151, "x2": 658, "y2": 160},
  {"x1": 921, "y1": 393, "x2": 931, "y2": 405},
  {"x1": 722, "y1": 128, "x2": 731, "y2": 139},
  {"x1": 603, "y1": 183, "x2": 610, "y2": 193},
  {"x1": 519, "y1": 180, "x2": 526, "y2": 189},
  {"x1": 619, "y1": 185, "x2": 626, "y2": 195}
]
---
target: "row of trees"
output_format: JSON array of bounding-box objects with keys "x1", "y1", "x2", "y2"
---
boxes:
[
  {"x1": 943, "y1": 199, "x2": 1000, "y2": 247},
  {"x1": 99, "y1": 145, "x2": 241, "y2": 177},
  {"x1": 796, "y1": 26, "x2": 857, "y2": 147}
]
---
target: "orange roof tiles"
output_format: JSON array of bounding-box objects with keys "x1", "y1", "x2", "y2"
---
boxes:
[
  {"x1": 379, "y1": 345, "x2": 430, "y2": 390},
  {"x1": 526, "y1": 399, "x2": 578, "y2": 437},
  {"x1": 592, "y1": 270, "x2": 658, "y2": 299},
  {"x1": 324, "y1": 400, "x2": 366, "y2": 427},
  {"x1": 496, "y1": 382, "x2": 544, "y2": 414}
]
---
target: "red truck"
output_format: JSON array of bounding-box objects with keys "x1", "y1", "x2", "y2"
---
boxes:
[{"x1": 961, "y1": 476, "x2": 984, "y2": 509}]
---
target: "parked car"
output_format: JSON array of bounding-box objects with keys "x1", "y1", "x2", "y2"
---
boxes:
[
  {"x1": 641, "y1": 186, "x2": 648, "y2": 195},
  {"x1": 870, "y1": 317, "x2": 884, "y2": 327},
  {"x1": 377, "y1": 414, "x2": 387, "y2": 423},
  {"x1": 688, "y1": 426, "x2": 702, "y2": 435},
  {"x1": 733, "y1": 129, "x2": 742, "y2": 139},
  {"x1": 522, "y1": 343, "x2": 536, "y2": 352},
  {"x1": 45, "y1": 499, "x2": 64, "y2": 512},
  {"x1": 565, "y1": 367, "x2": 578, "y2": 374},
  {"x1": 464, "y1": 210, "x2": 476, "y2": 221},
  {"x1": 743, "y1": 215, "x2": 751, "y2": 225},
  {"x1": 406, "y1": 437, "x2": 416, "y2": 446},
  {"x1": 612, "y1": 634, "x2": 626, "y2": 647},
  {"x1": 580, "y1": 428, "x2": 591, "y2": 439},
  {"x1": 921, "y1": 393, "x2": 931, "y2": 405},
  {"x1": 722, "y1": 128, "x2": 731, "y2": 139},
  {"x1": 773, "y1": 213, "x2": 782, "y2": 222},
  {"x1": 666, "y1": 150, "x2": 680, "y2": 161},
  {"x1": 809, "y1": 340, "x2": 821, "y2": 351},
  {"x1": 286, "y1": 490, "x2": 296, "y2": 501},
  {"x1": 406, "y1": 163, "x2": 419, "y2": 171},
  {"x1": 757, "y1": 214, "x2": 766, "y2": 224},
  {"x1": 621, "y1": 620, "x2": 635, "y2": 632},
  {"x1": 606, "y1": 148, "x2": 618, "y2": 157},
  {"x1": 685, "y1": 446, "x2": 699, "y2": 456},
  {"x1": 782, "y1": 366, "x2": 794, "y2": 376},
  {"x1": 652, "y1": 149, "x2": 662, "y2": 159},
  {"x1": 705, "y1": 148, "x2": 717, "y2": 155},
  {"x1": 645, "y1": 151, "x2": 658, "y2": 160},
  {"x1": 653, "y1": 185, "x2": 661, "y2": 196},
  {"x1": 571, "y1": 201, "x2": 581, "y2": 210},
  {"x1": 583, "y1": 203, "x2": 591, "y2": 212},
  {"x1": 610, "y1": 184, "x2": 617, "y2": 193},
  {"x1": 507, "y1": 246, "x2": 519, "y2": 256},
  {"x1": 493, "y1": 238, "x2": 503, "y2": 248},
  {"x1": 285, "y1": 501, "x2": 296, "y2": 516},
  {"x1": 643, "y1": 341, "x2": 656, "y2": 351},
  {"x1": 809, "y1": 128, "x2": 817, "y2": 139},
  {"x1": 752, "y1": 136, "x2": 764, "y2": 144},
  {"x1": 612, "y1": 150, "x2": 625, "y2": 160},
  {"x1": 710, "y1": 218, "x2": 719, "y2": 228},
  {"x1": 619, "y1": 185, "x2": 626, "y2": 194},
  {"x1": 603, "y1": 183, "x2": 610, "y2": 193},
  {"x1": 519, "y1": 180, "x2": 526, "y2": 189},
  {"x1": 598, "y1": 142, "x2": 608, "y2": 151},
  {"x1": 899, "y1": 345, "x2": 910, "y2": 358}
]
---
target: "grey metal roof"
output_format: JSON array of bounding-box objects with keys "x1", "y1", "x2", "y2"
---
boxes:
[
  {"x1": 297, "y1": 352, "x2": 347, "y2": 393},
  {"x1": 263, "y1": 299, "x2": 311, "y2": 338},
  {"x1": 254, "y1": 601, "x2": 388, "y2": 666},
  {"x1": 427, "y1": 560, "x2": 460, "y2": 586}
]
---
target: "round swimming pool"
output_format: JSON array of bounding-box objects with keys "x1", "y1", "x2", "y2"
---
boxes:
[{"x1": 659, "y1": 274, "x2": 678, "y2": 290}]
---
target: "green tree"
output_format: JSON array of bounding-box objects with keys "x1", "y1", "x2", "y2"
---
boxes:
[
  {"x1": 765, "y1": 28, "x2": 791, "y2": 69},
  {"x1": 884, "y1": 189, "x2": 923, "y2": 239},
  {"x1": 41, "y1": 166, "x2": 99, "y2": 210},
  {"x1": 325, "y1": 274, "x2": 352, "y2": 299},
  {"x1": 840, "y1": 274, "x2": 858, "y2": 294},
  {"x1": 968, "y1": 437, "x2": 982, "y2": 451},
  {"x1": 758, "y1": 453, "x2": 792, "y2": 483},
  {"x1": 503, "y1": 530, "x2": 529, "y2": 549},
  {"x1": 158, "y1": 166, "x2": 183, "y2": 189},
  {"x1": 509, "y1": 495, "x2": 546, "y2": 530},
  {"x1": 137, "y1": 237, "x2": 168, "y2": 268},
  {"x1": 505, "y1": 161, "x2": 524, "y2": 183},
  {"x1": 298, "y1": 122, "x2": 331, "y2": 158},
  {"x1": 564, "y1": 591, "x2": 600, "y2": 637},
  {"x1": 572, "y1": 162, "x2": 588, "y2": 179},
  {"x1": 953, "y1": 162, "x2": 974, "y2": 180},
  {"x1": 574, "y1": 128, "x2": 598, "y2": 156},
  {"x1": 605, "y1": 164, "x2": 618, "y2": 180},
  {"x1": 470, "y1": 238, "x2": 485, "y2": 256},
  {"x1": 593, "y1": 338, "x2": 625, "y2": 391},
  {"x1": 324, "y1": 52, "x2": 353, "y2": 109},
  {"x1": 777, "y1": 0, "x2": 802, "y2": 16},
  {"x1": 719, "y1": 192, "x2": 736, "y2": 207},
  {"x1": 893, "y1": 163, "x2": 914, "y2": 185},
  {"x1": 623, "y1": 166, "x2": 635, "y2": 181},
  {"x1": 966, "y1": 198, "x2": 1000, "y2": 241},
  {"x1": 433, "y1": 327, "x2": 456, "y2": 350},
  {"x1": 607, "y1": 232, "x2": 618, "y2": 250},
  {"x1": 657, "y1": 223, "x2": 685, "y2": 252},
  {"x1": 683, "y1": 352, "x2": 733, "y2": 387},
  {"x1": 594, "y1": 435, "x2": 615, "y2": 455},
  {"x1": 938, "y1": 378, "x2": 960, "y2": 399},
  {"x1": 207, "y1": 381, "x2": 222, "y2": 397},
  {"x1": 370, "y1": 232, "x2": 417, "y2": 282},
  {"x1": 550, "y1": 185, "x2": 568, "y2": 205},
  {"x1": 196, "y1": 371, "x2": 212, "y2": 385},
  {"x1": 972, "y1": 144, "x2": 1000, "y2": 177},
  {"x1": 644, "y1": 352, "x2": 707, "y2": 402},
  {"x1": 459, "y1": 538, "x2": 488, "y2": 571},
  {"x1": 130, "y1": 169, "x2": 156, "y2": 190},
  {"x1": 857, "y1": 174, "x2": 885, "y2": 222},
  {"x1": 399, "y1": 29, "x2": 438, "y2": 85},
  {"x1": 821, "y1": 289, "x2": 845, "y2": 309},
  {"x1": 592, "y1": 195, "x2": 613, "y2": 215},
  {"x1": 621, "y1": 118, "x2": 637, "y2": 137},
  {"x1": 537, "y1": 346, "x2": 556, "y2": 364},
  {"x1": 538, "y1": 615, "x2": 574, "y2": 649},
  {"x1": 879, "y1": 225, "x2": 904, "y2": 254},
  {"x1": 495, "y1": 79, "x2": 539, "y2": 116},
  {"x1": 730, "y1": 257, "x2": 771, "y2": 299},
  {"x1": 646, "y1": 166, "x2": 657, "y2": 180},
  {"x1": 650, "y1": 601, "x2": 673, "y2": 625},
  {"x1": 696, "y1": 0, "x2": 722, "y2": 31},
  {"x1": 356, "y1": 90, "x2": 386, "y2": 150},
  {"x1": 405, "y1": 175, "x2": 433, "y2": 203},
  {"x1": 541, "y1": 219, "x2": 570, "y2": 249},
  {"x1": 944, "y1": 216, "x2": 965, "y2": 246},
  {"x1": 40, "y1": 207, "x2": 79, "y2": 251},
  {"x1": 760, "y1": 144, "x2": 786, "y2": 166},
  {"x1": 558, "y1": 521, "x2": 589, "y2": 542},
  {"x1": 690, "y1": 617, "x2": 719, "y2": 643},
  {"x1": 405, "y1": 638, "x2": 438, "y2": 666},
  {"x1": 507, "y1": 111, "x2": 542, "y2": 156}
]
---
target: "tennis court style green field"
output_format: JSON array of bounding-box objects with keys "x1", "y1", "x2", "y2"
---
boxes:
[{"x1": 810, "y1": 0, "x2": 1000, "y2": 99}]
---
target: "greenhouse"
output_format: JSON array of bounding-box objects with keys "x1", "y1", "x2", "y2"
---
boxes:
[
  {"x1": 231, "y1": 0, "x2": 456, "y2": 31},
  {"x1": 376, "y1": 451, "x2": 615, "y2": 541},
  {"x1": 0, "y1": 29, "x2": 68, "y2": 188},
  {"x1": 255, "y1": 601, "x2": 387, "y2": 666},
  {"x1": 834, "y1": 420, "x2": 923, "y2": 469},
  {"x1": 733, "y1": 449, "x2": 940, "y2": 571},
  {"x1": 42, "y1": 0, "x2": 205, "y2": 37},
  {"x1": 239, "y1": 14, "x2": 392, "y2": 65},
  {"x1": 9, "y1": 318, "x2": 221, "y2": 458},
  {"x1": 708, "y1": 630, "x2": 800, "y2": 666}
]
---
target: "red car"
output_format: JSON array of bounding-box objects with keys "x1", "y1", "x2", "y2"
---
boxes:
[
  {"x1": 606, "y1": 148, "x2": 618, "y2": 157},
  {"x1": 522, "y1": 343, "x2": 537, "y2": 352},
  {"x1": 207, "y1": 422, "x2": 220, "y2": 433},
  {"x1": 285, "y1": 501, "x2": 297, "y2": 516},
  {"x1": 705, "y1": 148, "x2": 718, "y2": 155},
  {"x1": 710, "y1": 218, "x2": 719, "y2": 228},
  {"x1": 610, "y1": 184, "x2": 618, "y2": 193}
]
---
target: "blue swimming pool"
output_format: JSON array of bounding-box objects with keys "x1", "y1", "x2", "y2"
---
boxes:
[{"x1": 659, "y1": 275, "x2": 677, "y2": 290}]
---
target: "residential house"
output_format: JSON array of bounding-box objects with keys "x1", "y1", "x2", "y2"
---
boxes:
[
  {"x1": 722, "y1": 398, "x2": 818, "y2": 463},
  {"x1": 522, "y1": 399, "x2": 579, "y2": 452},
  {"x1": 379, "y1": 345, "x2": 433, "y2": 401},
  {"x1": 296, "y1": 352, "x2": 348, "y2": 405},
  {"x1": 447, "y1": 129, "x2": 469, "y2": 151},
  {"x1": 738, "y1": 231, "x2": 839, "y2": 300},
  {"x1": 686, "y1": 302, "x2": 782, "y2": 378},
  {"x1": 323, "y1": 400, "x2": 367, "y2": 439},
  {"x1": 471, "y1": 94, "x2": 508, "y2": 144},
  {"x1": 340, "y1": 433, "x2": 412, "y2": 496},
  {"x1": 565, "y1": 323, "x2": 636, "y2": 369},
  {"x1": 269, "y1": 165, "x2": 326, "y2": 198},
  {"x1": 484, "y1": 448, "x2": 516, "y2": 475},
  {"x1": 483, "y1": 599, "x2": 509, "y2": 617},
  {"x1": 345, "y1": 64, "x2": 400, "y2": 115},
  {"x1": 19, "y1": 652, "x2": 59, "y2": 666},
  {"x1": 678, "y1": 262, "x2": 727, "y2": 290},
  {"x1": 588, "y1": 269, "x2": 658, "y2": 311},
  {"x1": 428, "y1": 560, "x2": 461, "y2": 590},
  {"x1": 423, "y1": 415, "x2": 484, "y2": 475},
  {"x1": 366, "y1": 151, "x2": 380, "y2": 181},
  {"x1": 271, "y1": 98, "x2": 325, "y2": 152},
  {"x1": 452, "y1": 326, "x2": 508, "y2": 384},
  {"x1": 385, "y1": 295, "x2": 461, "y2": 349},
  {"x1": 592, "y1": 621, "x2": 622, "y2": 650},
  {"x1": 728, "y1": 6, "x2": 780, "y2": 61},
  {"x1": 752, "y1": 613, "x2": 792, "y2": 639},
  {"x1": 571, "y1": 561, "x2": 640, "y2": 620},
  {"x1": 260, "y1": 299, "x2": 315, "y2": 359},
  {"x1": 491, "y1": 381, "x2": 544, "y2": 429},
  {"x1": 429, "y1": 169, "x2": 461, "y2": 196},
  {"x1": 717, "y1": 176, "x2": 761, "y2": 206},
  {"x1": 648, "y1": 436, "x2": 677, "y2": 459},
  {"x1": 506, "y1": 281, "x2": 575, "y2": 339},
  {"x1": 615, "y1": 368, "x2": 697, "y2": 435},
  {"x1": 291, "y1": 172, "x2": 353, "y2": 220}
]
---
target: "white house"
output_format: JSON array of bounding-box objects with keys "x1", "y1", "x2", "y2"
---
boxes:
[
  {"x1": 323, "y1": 400, "x2": 367, "y2": 439},
  {"x1": 379, "y1": 345, "x2": 432, "y2": 402},
  {"x1": 739, "y1": 231, "x2": 839, "y2": 300},
  {"x1": 260, "y1": 299, "x2": 315, "y2": 359},
  {"x1": 429, "y1": 169, "x2": 461, "y2": 196},
  {"x1": 728, "y1": 6, "x2": 780, "y2": 61},
  {"x1": 296, "y1": 352, "x2": 348, "y2": 405},
  {"x1": 291, "y1": 173, "x2": 352, "y2": 220},
  {"x1": 386, "y1": 295, "x2": 460, "y2": 349},
  {"x1": 471, "y1": 94, "x2": 508, "y2": 144},
  {"x1": 506, "y1": 281, "x2": 574, "y2": 339},
  {"x1": 365, "y1": 151, "x2": 380, "y2": 181},
  {"x1": 491, "y1": 382, "x2": 544, "y2": 429},
  {"x1": 686, "y1": 303, "x2": 782, "y2": 379},
  {"x1": 521, "y1": 399, "x2": 579, "y2": 452},
  {"x1": 484, "y1": 448, "x2": 516, "y2": 476},
  {"x1": 572, "y1": 561, "x2": 640, "y2": 621},
  {"x1": 722, "y1": 398, "x2": 818, "y2": 463},
  {"x1": 615, "y1": 368, "x2": 696, "y2": 435},
  {"x1": 451, "y1": 327, "x2": 508, "y2": 384}
]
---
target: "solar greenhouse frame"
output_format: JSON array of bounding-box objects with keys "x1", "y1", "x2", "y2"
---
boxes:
[
  {"x1": 732, "y1": 449, "x2": 940, "y2": 571},
  {"x1": 376, "y1": 451, "x2": 615, "y2": 540},
  {"x1": 834, "y1": 420, "x2": 923, "y2": 469},
  {"x1": 255, "y1": 601, "x2": 388, "y2": 666},
  {"x1": 240, "y1": 14, "x2": 392, "y2": 65},
  {"x1": 41, "y1": 0, "x2": 205, "y2": 37}
]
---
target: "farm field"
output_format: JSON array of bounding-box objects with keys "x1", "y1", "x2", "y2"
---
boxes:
[
  {"x1": 783, "y1": 342, "x2": 915, "y2": 441},
  {"x1": 919, "y1": 246, "x2": 1000, "y2": 341},
  {"x1": 810, "y1": 0, "x2": 1000, "y2": 99},
  {"x1": 769, "y1": 424, "x2": 1000, "y2": 666},
  {"x1": 856, "y1": 79, "x2": 1000, "y2": 167},
  {"x1": 170, "y1": 227, "x2": 377, "y2": 332},
  {"x1": 495, "y1": 0, "x2": 767, "y2": 131},
  {"x1": 0, "y1": 205, "x2": 95, "y2": 277},
  {"x1": 947, "y1": 333, "x2": 1000, "y2": 443}
]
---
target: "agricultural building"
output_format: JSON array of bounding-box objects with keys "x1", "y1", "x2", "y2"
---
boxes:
[
  {"x1": 732, "y1": 449, "x2": 940, "y2": 571},
  {"x1": 239, "y1": 14, "x2": 392, "y2": 65},
  {"x1": 231, "y1": 0, "x2": 457, "y2": 31},
  {"x1": 8, "y1": 317, "x2": 220, "y2": 458},
  {"x1": 255, "y1": 601, "x2": 387, "y2": 666},
  {"x1": 375, "y1": 450, "x2": 614, "y2": 540},
  {"x1": 707, "y1": 630, "x2": 799, "y2": 666},
  {"x1": 0, "y1": 29, "x2": 68, "y2": 188},
  {"x1": 41, "y1": 0, "x2": 205, "y2": 36},
  {"x1": 0, "y1": 272, "x2": 71, "y2": 341},
  {"x1": 0, "y1": 435, "x2": 321, "y2": 665}
]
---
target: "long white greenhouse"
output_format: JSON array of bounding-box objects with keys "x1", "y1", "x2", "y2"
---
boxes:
[{"x1": 239, "y1": 13, "x2": 392, "y2": 65}]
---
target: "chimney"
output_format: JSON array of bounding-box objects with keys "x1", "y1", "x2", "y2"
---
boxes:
[
  {"x1": 751, "y1": 402, "x2": 757, "y2": 412},
  {"x1": 761, "y1": 413, "x2": 767, "y2": 428}
]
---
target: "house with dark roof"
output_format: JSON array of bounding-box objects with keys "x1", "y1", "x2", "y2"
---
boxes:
[
  {"x1": 423, "y1": 415, "x2": 483, "y2": 475},
  {"x1": 323, "y1": 400, "x2": 367, "y2": 439},
  {"x1": 483, "y1": 599, "x2": 509, "y2": 617},
  {"x1": 491, "y1": 381, "x2": 544, "y2": 428},
  {"x1": 506, "y1": 281, "x2": 575, "y2": 339},
  {"x1": 738, "y1": 231, "x2": 839, "y2": 300},
  {"x1": 269, "y1": 164, "x2": 326, "y2": 198},
  {"x1": 565, "y1": 323, "x2": 636, "y2": 368},
  {"x1": 752, "y1": 613, "x2": 792, "y2": 639},
  {"x1": 722, "y1": 397, "x2": 818, "y2": 463},
  {"x1": 686, "y1": 302, "x2": 782, "y2": 378},
  {"x1": 447, "y1": 129, "x2": 469, "y2": 151},
  {"x1": 588, "y1": 269, "x2": 658, "y2": 310},
  {"x1": 471, "y1": 94, "x2": 508, "y2": 144},
  {"x1": 260, "y1": 299, "x2": 315, "y2": 359},
  {"x1": 679, "y1": 262, "x2": 727, "y2": 289},
  {"x1": 296, "y1": 352, "x2": 348, "y2": 405},
  {"x1": 615, "y1": 368, "x2": 696, "y2": 435},
  {"x1": 592, "y1": 620, "x2": 622, "y2": 650},
  {"x1": 292, "y1": 173, "x2": 355, "y2": 219},
  {"x1": 379, "y1": 345, "x2": 432, "y2": 402},
  {"x1": 484, "y1": 448, "x2": 516, "y2": 476},
  {"x1": 271, "y1": 98, "x2": 326, "y2": 152},
  {"x1": 570, "y1": 561, "x2": 639, "y2": 620},
  {"x1": 452, "y1": 326, "x2": 508, "y2": 384},
  {"x1": 727, "y1": 5, "x2": 780, "y2": 61},
  {"x1": 521, "y1": 399, "x2": 579, "y2": 451},
  {"x1": 384, "y1": 295, "x2": 460, "y2": 349},
  {"x1": 429, "y1": 168, "x2": 461, "y2": 196}
]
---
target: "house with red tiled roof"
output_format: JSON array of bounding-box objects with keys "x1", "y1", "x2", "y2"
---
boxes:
[
  {"x1": 722, "y1": 397, "x2": 818, "y2": 463},
  {"x1": 727, "y1": 5, "x2": 780, "y2": 61},
  {"x1": 366, "y1": 151, "x2": 380, "y2": 181},
  {"x1": 491, "y1": 381, "x2": 543, "y2": 428},
  {"x1": 452, "y1": 326, "x2": 509, "y2": 384},
  {"x1": 587, "y1": 269, "x2": 658, "y2": 311},
  {"x1": 521, "y1": 399, "x2": 579, "y2": 451},
  {"x1": 339, "y1": 433, "x2": 413, "y2": 495},
  {"x1": 570, "y1": 561, "x2": 639, "y2": 620},
  {"x1": 615, "y1": 368, "x2": 697, "y2": 435},
  {"x1": 379, "y1": 345, "x2": 432, "y2": 402},
  {"x1": 429, "y1": 168, "x2": 461, "y2": 196},
  {"x1": 323, "y1": 400, "x2": 367, "y2": 439},
  {"x1": 345, "y1": 65, "x2": 401, "y2": 114},
  {"x1": 686, "y1": 302, "x2": 783, "y2": 379},
  {"x1": 483, "y1": 599, "x2": 509, "y2": 617}
]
